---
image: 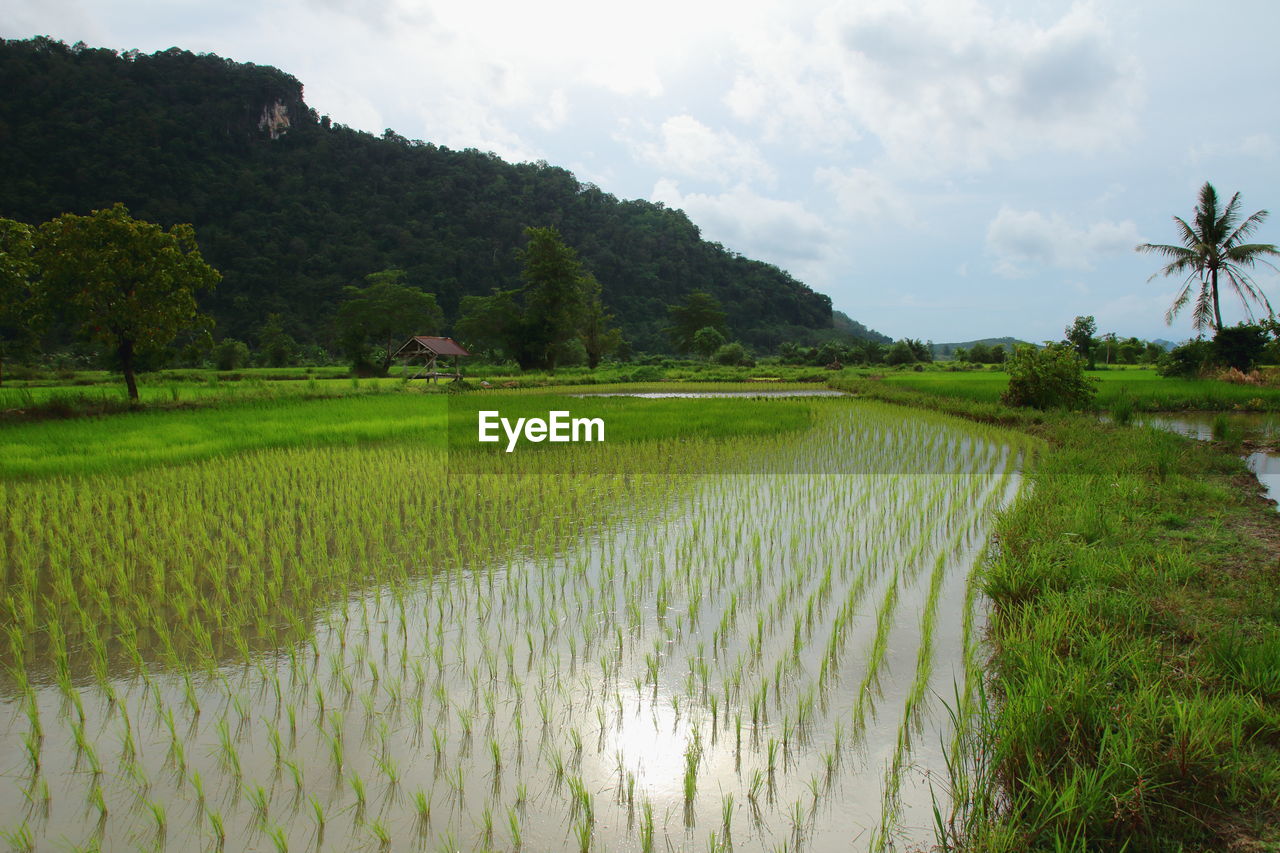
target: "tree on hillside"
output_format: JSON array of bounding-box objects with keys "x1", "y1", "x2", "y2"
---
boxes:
[
  {"x1": 1064, "y1": 316, "x2": 1097, "y2": 369},
  {"x1": 335, "y1": 269, "x2": 444, "y2": 375},
  {"x1": 667, "y1": 291, "x2": 728, "y2": 354},
  {"x1": 518, "y1": 226, "x2": 593, "y2": 371},
  {"x1": 578, "y1": 274, "x2": 623, "y2": 369},
  {"x1": 0, "y1": 218, "x2": 40, "y2": 386},
  {"x1": 34, "y1": 204, "x2": 220, "y2": 400},
  {"x1": 1137, "y1": 182, "x2": 1280, "y2": 333},
  {"x1": 457, "y1": 227, "x2": 617, "y2": 371}
]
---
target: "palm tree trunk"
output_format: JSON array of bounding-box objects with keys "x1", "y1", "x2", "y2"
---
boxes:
[{"x1": 1211, "y1": 267, "x2": 1224, "y2": 332}]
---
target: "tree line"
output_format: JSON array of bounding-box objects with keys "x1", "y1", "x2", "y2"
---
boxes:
[{"x1": 1, "y1": 204, "x2": 815, "y2": 395}]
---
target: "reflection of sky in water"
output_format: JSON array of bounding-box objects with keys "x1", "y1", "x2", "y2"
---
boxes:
[
  {"x1": 1248, "y1": 452, "x2": 1280, "y2": 504},
  {"x1": 603, "y1": 687, "x2": 692, "y2": 796}
]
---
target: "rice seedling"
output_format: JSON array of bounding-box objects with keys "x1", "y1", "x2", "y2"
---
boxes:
[
  {"x1": 208, "y1": 809, "x2": 226, "y2": 852},
  {"x1": 368, "y1": 818, "x2": 391, "y2": 849}
]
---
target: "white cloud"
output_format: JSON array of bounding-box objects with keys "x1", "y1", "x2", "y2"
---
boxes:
[
  {"x1": 985, "y1": 206, "x2": 1142, "y2": 278},
  {"x1": 631, "y1": 116, "x2": 774, "y2": 187},
  {"x1": 814, "y1": 165, "x2": 915, "y2": 227},
  {"x1": 651, "y1": 179, "x2": 836, "y2": 267},
  {"x1": 534, "y1": 89, "x2": 569, "y2": 132},
  {"x1": 726, "y1": 0, "x2": 1142, "y2": 169}
]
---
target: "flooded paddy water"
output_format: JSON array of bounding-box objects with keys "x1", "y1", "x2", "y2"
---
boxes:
[{"x1": 0, "y1": 401, "x2": 1031, "y2": 851}]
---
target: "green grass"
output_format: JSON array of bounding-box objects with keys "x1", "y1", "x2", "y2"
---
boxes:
[{"x1": 868, "y1": 365, "x2": 1280, "y2": 412}]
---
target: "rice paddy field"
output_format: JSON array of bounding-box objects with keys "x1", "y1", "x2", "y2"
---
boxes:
[{"x1": 0, "y1": 393, "x2": 1036, "y2": 851}]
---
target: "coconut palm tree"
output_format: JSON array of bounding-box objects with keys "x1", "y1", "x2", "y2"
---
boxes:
[{"x1": 1137, "y1": 181, "x2": 1279, "y2": 333}]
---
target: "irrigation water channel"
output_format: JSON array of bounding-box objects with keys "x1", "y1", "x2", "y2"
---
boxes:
[{"x1": 0, "y1": 403, "x2": 1027, "y2": 851}]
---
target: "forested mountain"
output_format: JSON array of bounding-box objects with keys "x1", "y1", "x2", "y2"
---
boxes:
[{"x1": 0, "y1": 37, "x2": 882, "y2": 354}]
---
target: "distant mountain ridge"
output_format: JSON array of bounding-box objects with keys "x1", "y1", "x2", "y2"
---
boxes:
[
  {"x1": 930, "y1": 336, "x2": 1029, "y2": 358},
  {"x1": 0, "y1": 37, "x2": 890, "y2": 354}
]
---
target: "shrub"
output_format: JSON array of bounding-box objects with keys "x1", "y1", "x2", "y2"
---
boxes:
[
  {"x1": 711, "y1": 342, "x2": 753, "y2": 367},
  {"x1": 1000, "y1": 344, "x2": 1097, "y2": 410},
  {"x1": 213, "y1": 338, "x2": 251, "y2": 371},
  {"x1": 1157, "y1": 339, "x2": 1215, "y2": 378},
  {"x1": 1213, "y1": 323, "x2": 1268, "y2": 372}
]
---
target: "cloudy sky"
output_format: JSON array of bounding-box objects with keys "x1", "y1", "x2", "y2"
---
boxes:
[{"x1": 8, "y1": 0, "x2": 1280, "y2": 343}]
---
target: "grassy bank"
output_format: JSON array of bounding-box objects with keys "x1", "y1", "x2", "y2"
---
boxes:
[{"x1": 836, "y1": 377, "x2": 1280, "y2": 849}]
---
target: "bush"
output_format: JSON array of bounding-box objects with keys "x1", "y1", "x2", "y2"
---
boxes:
[
  {"x1": 1213, "y1": 324, "x2": 1268, "y2": 372},
  {"x1": 711, "y1": 342, "x2": 753, "y2": 367},
  {"x1": 213, "y1": 338, "x2": 251, "y2": 371},
  {"x1": 1001, "y1": 344, "x2": 1097, "y2": 410},
  {"x1": 885, "y1": 340, "x2": 916, "y2": 366},
  {"x1": 1157, "y1": 339, "x2": 1215, "y2": 378}
]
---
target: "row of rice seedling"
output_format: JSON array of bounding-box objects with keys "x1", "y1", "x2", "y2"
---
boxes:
[{"x1": 0, "y1": 398, "x2": 1033, "y2": 850}]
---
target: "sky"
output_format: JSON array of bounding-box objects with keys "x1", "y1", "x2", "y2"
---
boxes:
[{"x1": 7, "y1": 0, "x2": 1280, "y2": 343}]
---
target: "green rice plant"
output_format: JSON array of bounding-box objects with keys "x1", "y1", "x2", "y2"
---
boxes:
[
  {"x1": 683, "y1": 733, "x2": 702, "y2": 807},
  {"x1": 368, "y1": 819, "x2": 391, "y2": 849},
  {"x1": 575, "y1": 819, "x2": 593, "y2": 853},
  {"x1": 246, "y1": 783, "x2": 269, "y2": 827},
  {"x1": 639, "y1": 800, "x2": 655, "y2": 853},
  {"x1": 0, "y1": 821, "x2": 34, "y2": 853},
  {"x1": 207, "y1": 810, "x2": 226, "y2": 853},
  {"x1": 507, "y1": 806, "x2": 522, "y2": 849},
  {"x1": 283, "y1": 759, "x2": 303, "y2": 795},
  {"x1": 349, "y1": 771, "x2": 367, "y2": 823},
  {"x1": 148, "y1": 799, "x2": 167, "y2": 844},
  {"x1": 267, "y1": 824, "x2": 289, "y2": 853}
]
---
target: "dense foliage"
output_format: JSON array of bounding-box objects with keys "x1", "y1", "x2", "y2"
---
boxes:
[
  {"x1": 0, "y1": 37, "x2": 858, "y2": 355},
  {"x1": 33, "y1": 203, "x2": 220, "y2": 398},
  {"x1": 1001, "y1": 344, "x2": 1097, "y2": 410}
]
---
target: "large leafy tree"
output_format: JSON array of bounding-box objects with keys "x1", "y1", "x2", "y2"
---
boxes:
[
  {"x1": 0, "y1": 218, "x2": 40, "y2": 386},
  {"x1": 667, "y1": 291, "x2": 728, "y2": 354},
  {"x1": 457, "y1": 227, "x2": 616, "y2": 370},
  {"x1": 35, "y1": 204, "x2": 220, "y2": 400},
  {"x1": 335, "y1": 269, "x2": 444, "y2": 375},
  {"x1": 518, "y1": 226, "x2": 592, "y2": 371},
  {"x1": 1064, "y1": 315, "x2": 1097, "y2": 368},
  {"x1": 1137, "y1": 182, "x2": 1280, "y2": 333},
  {"x1": 577, "y1": 273, "x2": 623, "y2": 369}
]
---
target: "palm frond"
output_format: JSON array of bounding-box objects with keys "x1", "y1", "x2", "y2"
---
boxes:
[
  {"x1": 1163, "y1": 280, "x2": 1193, "y2": 325},
  {"x1": 1137, "y1": 243, "x2": 1199, "y2": 281},
  {"x1": 1225, "y1": 208, "x2": 1269, "y2": 247},
  {"x1": 1173, "y1": 216, "x2": 1199, "y2": 248},
  {"x1": 1214, "y1": 190, "x2": 1243, "y2": 244},
  {"x1": 1223, "y1": 243, "x2": 1280, "y2": 269},
  {"x1": 1190, "y1": 287, "x2": 1215, "y2": 333},
  {"x1": 1222, "y1": 267, "x2": 1275, "y2": 320}
]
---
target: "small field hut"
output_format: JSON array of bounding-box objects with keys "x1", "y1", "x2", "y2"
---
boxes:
[{"x1": 394, "y1": 335, "x2": 472, "y2": 382}]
